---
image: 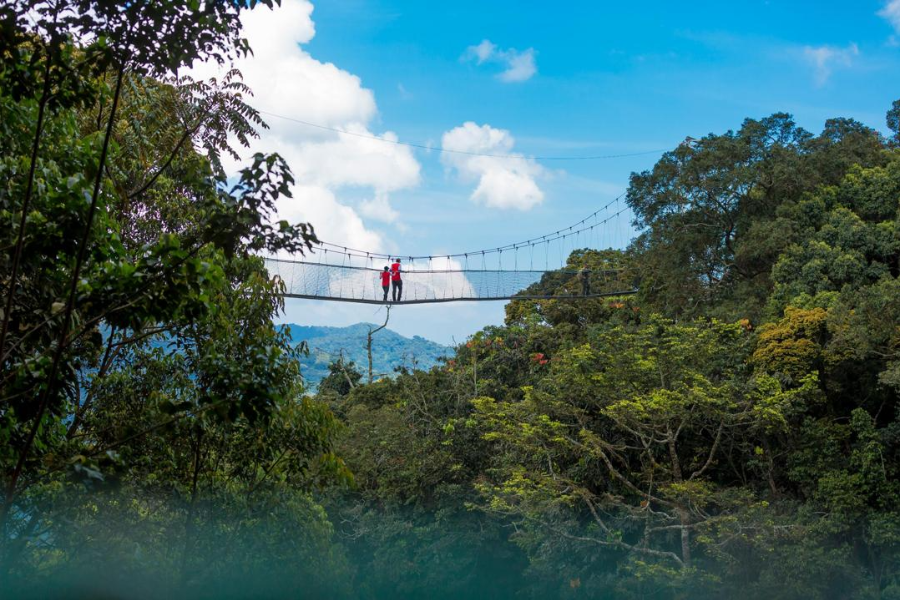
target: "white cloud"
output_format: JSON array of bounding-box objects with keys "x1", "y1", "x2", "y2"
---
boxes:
[
  {"x1": 879, "y1": 0, "x2": 900, "y2": 33},
  {"x1": 498, "y1": 49, "x2": 537, "y2": 83},
  {"x1": 802, "y1": 43, "x2": 859, "y2": 86},
  {"x1": 463, "y1": 39, "x2": 537, "y2": 83},
  {"x1": 468, "y1": 40, "x2": 497, "y2": 64},
  {"x1": 288, "y1": 125, "x2": 419, "y2": 192},
  {"x1": 441, "y1": 122, "x2": 544, "y2": 211},
  {"x1": 188, "y1": 0, "x2": 420, "y2": 253},
  {"x1": 360, "y1": 192, "x2": 400, "y2": 224},
  {"x1": 277, "y1": 185, "x2": 382, "y2": 253}
]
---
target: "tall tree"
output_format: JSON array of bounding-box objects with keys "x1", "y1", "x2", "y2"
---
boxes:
[{"x1": 627, "y1": 113, "x2": 884, "y2": 319}]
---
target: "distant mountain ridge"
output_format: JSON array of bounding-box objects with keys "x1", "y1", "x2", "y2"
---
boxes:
[{"x1": 283, "y1": 323, "x2": 451, "y2": 390}]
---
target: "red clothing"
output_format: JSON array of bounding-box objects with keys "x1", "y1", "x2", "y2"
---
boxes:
[
  {"x1": 380, "y1": 271, "x2": 391, "y2": 286},
  {"x1": 391, "y1": 262, "x2": 401, "y2": 281}
]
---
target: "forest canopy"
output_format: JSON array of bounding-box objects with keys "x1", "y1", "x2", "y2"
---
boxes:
[{"x1": 1, "y1": 2, "x2": 900, "y2": 599}]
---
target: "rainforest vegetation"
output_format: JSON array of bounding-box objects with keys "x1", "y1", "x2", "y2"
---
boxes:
[{"x1": 1, "y1": 2, "x2": 900, "y2": 598}]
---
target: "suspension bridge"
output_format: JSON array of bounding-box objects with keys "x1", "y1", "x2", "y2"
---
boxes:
[{"x1": 264, "y1": 196, "x2": 639, "y2": 304}]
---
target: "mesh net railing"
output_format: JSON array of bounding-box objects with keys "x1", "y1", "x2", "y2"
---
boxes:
[{"x1": 264, "y1": 258, "x2": 636, "y2": 304}]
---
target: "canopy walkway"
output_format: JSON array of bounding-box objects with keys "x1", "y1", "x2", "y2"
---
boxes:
[
  {"x1": 265, "y1": 197, "x2": 638, "y2": 304},
  {"x1": 264, "y1": 258, "x2": 636, "y2": 304}
]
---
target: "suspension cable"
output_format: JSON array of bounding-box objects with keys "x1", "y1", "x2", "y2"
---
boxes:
[{"x1": 311, "y1": 192, "x2": 627, "y2": 261}]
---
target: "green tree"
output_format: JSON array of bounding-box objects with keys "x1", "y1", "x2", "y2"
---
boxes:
[
  {"x1": 627, "y1": 113, "x2": 885, "y2": 320},
  {"x1": 0, "y1": 5, "x2": 350, "y2": 594},
  {"x1": 887, "y1": 98, "x2": 900, "y2": 145},
  {"x1": 472, "y1": 318, "x2": 817, "y2": 583}
]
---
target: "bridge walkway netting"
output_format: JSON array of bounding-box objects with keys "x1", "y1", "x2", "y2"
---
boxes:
[{"x1": 264, "y1": 258, "x2": 636, "y2": 304}]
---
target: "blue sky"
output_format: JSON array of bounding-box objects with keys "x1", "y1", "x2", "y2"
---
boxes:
[{"x1": 211, "y1": 0, "x2": 900, "y2": 345}]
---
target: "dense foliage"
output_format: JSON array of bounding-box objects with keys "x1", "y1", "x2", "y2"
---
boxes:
[
  {"x1": 321, "y1": 112, "x2": 900, "y2": 599},
  {"x1": 1, "y1": 2, "x2": 899, "y2": 598},
  {"x1": 0, "y1": 2, "x2": 347, "y2": 597}
]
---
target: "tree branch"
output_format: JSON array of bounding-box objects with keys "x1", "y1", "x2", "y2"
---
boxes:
[{"x1": 690, "y1": 418, "x2": 725, "y2": 481}]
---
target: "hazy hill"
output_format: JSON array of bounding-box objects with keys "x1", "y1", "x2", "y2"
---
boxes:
[{"x1": 284, "y1": 323, "x2": 451, "y2": 389}]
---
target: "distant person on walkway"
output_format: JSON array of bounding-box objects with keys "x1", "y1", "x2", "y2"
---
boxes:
[
  {"x1": 391, "y1": 258, "x2": 403, "y2": 302},
  {"x1": 580, "y1": 266, "x2": 591, "y2": 296},
  {"x1": 380, "y1": 266, "x2": 391, "y2": 302}
]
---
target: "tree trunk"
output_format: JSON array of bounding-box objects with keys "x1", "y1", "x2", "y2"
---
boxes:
[
  {"x1": 667, "y1": 428, "x2": 690, "y2": 567},
  {"x1": 679, "y1": 509, "x2": 692, "y2": 568}
]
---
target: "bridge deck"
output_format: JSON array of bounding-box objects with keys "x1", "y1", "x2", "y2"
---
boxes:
[{"x1": 283, "y1": 290, "x2": 638, "y2": 305}]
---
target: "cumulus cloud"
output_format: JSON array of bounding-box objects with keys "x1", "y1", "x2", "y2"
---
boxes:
[
  {"x1": 188, "y1": 0, "x2": 420, "y2": 254},
  {"x1": 803, "y1": 43, "x2": 859, "y2": 86},
  {"x1": 279, "y1": 185, "x2": 383, "y2": 252},
  {"x1": 360, "y1": 192, "x2": 400, "y2": 224},
  {"x1": 463, "y1": 39, "x2": 537, "y2": 83},
  {"x1": 441, "y1": 122, "x2": 544, "y2": 211},
  {"x1": 879, "y1": 0, "x2": 900, "y2": 33},
  {"x1": 468, "y1": 40, "x2": 496, "y2": 63}
]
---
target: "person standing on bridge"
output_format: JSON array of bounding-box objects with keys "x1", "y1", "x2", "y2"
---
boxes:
[
  {"x1": 380, "y1": 266, "x2": 391, "y2": 302},
  {"x1": 391, "y1": 258, "x2": 403, "y2": 302},
  {"x1": 579, "y1": 266, "x2": 591, "y2": 296}
]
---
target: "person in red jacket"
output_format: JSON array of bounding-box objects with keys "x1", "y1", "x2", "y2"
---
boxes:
[
  {"x1": 380, "y1": 266, "x2": 391, "y2": 302},
  {"x1": 391, "y1": 258, "x2": 402, "y2": 302}
]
